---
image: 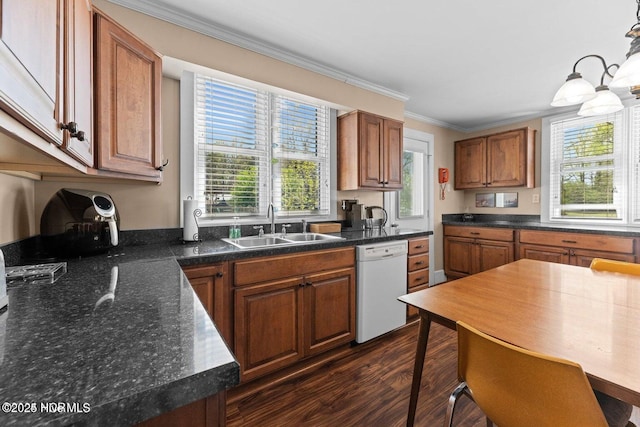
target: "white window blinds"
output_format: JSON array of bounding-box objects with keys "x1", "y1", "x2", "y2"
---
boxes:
[
  {"x1": 193, "y1": 74, "x2": 330, "y2": 218},
  {"x1": 272, "y1": 95, "x2": 330, "y2": 215},
  {"x1": 549, "y1": 112, "x2": 625, "y2": 222}
]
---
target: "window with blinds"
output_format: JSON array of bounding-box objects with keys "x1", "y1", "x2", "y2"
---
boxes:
[
  {"x1": 548, "y1": 113, "x2": 625, "y2": 222},
  {"x1": 194, "y1": 74, "x2": 330, "y2": 218}
]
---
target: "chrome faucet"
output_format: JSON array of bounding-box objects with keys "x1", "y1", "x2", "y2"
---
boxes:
[
  {"x1": 281, "y1": 223, "x2": 291, "y2": 237},
  {"x1": 267, "y1": 202, "x2": 276, "y2": 235},
  {"x1": 301, "y1": 219, "x2": 307, "y2": 234},
  {"x1": 253, "y1": 225, "x2": 264, "y2": 237}
]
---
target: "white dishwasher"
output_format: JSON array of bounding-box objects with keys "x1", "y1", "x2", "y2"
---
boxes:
[{"x1": 356, "y1": 240, "x2": 408, "y2": 343}]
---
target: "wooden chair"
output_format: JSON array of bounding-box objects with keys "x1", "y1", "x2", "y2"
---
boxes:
[
  {"x1": 590, "y1": 258, "x2": 640, "y2": 276},
  {"x1": 444, "y1": 321, "x2": 612, "y2": 427}
]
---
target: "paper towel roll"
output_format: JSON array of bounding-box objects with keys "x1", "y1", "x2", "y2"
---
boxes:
[{"x1": 183, "y1": 198, "x2": 199, "y2": 241}]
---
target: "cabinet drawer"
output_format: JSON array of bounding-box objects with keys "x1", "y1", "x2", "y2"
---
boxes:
[
  {"x1": 519, "y1": 230, "x2": 634, "y2": 254},
  {"x1": 234, "y1": 247, "x2": 355, "y2": 286},
  {"x1": 408, "y1": 268, "x2": 429, "y2": 289},
  {"x1": 408, "y1": 253, "x2": 429, "y2": 272},
  {"x1": 445, "y1": 225, "x2": 514, "y2": 242},
  {"x1": 408, "y1": 237, "x2": 429, "y2": 255}
]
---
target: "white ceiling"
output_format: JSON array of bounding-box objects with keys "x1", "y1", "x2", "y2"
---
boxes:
[{"x1": 109, "y1": 0, "x2": 638, "y2": 132}]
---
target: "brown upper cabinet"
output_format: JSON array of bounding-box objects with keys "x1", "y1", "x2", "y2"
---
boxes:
[
  {"x1": 0, "y1": 2, "x2": 163, "y2": 181},
  {"x1": 94, "y1": 11, "x2": 163, "y2": 180},
  {"x1": 454, "y1": 127, "x2": 535, "y2": 190},
  {"x1": 338, "y1": 110, "x2": 403, "y2": 190}
]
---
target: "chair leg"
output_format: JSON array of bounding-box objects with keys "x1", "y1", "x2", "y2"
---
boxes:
[
  {"x1": 444, "y1": 382, "x2": 468, "y2": 427},
  {"x1": 485, "y1": 417, "x2": 494, "y2": 427}
]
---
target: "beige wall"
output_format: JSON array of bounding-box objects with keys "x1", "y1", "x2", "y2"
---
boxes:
[{"x1": 0, "y1": 173, "x2": 35, "y2": 244}]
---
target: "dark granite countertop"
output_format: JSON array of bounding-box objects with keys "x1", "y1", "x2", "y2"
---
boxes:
[
  {"x1": 442, "y1": 214, "x2": 640, "y2": 237},
  {"x1": 0, "y1": 227, "x2": 431, "y2": 426},
  {"x1": 172, "y1": 227, "x2": 432, "y2": 266}
]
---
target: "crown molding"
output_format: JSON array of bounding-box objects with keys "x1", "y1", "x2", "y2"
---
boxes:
[
  {"x1": 107, "y1": 0, "x2": 410, "y2": 102},
  {"x1": 403, "y1": 111, "x2": 468, "y2": 132}
]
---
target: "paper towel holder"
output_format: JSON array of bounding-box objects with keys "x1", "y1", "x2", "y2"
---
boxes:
[{"x1": 183, "y1": 196, "x2": 202, "y2": 243}]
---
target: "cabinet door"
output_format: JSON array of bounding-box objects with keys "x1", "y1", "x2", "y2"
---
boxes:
[
  {"x1": 234, "y1": 277, "x2": 303, "y2": 382},
  {"x1": 62, "y1": 0, "x2": 93, "y2": 166},
  {"x1": 477, "y1": 240, "x2": 514, "y2": 272},
  {"x1": 358, "y1": 112, "x2": 384, "y2": 188},
  {"x1": 183, "y1": 263, "x2": 231, "y2": 346},
  {"x1": 570, "y1": 249, "x2": 636, "y2": 267},
  {"x1": 94, "y1": 12, "x2": 162, "y2": 178},
  {"x1": 190, "y1": 275, "x2": 214, "y2": 317},
  {"x1": 303, "y1": 268, "x2": 356, "y2": 357},
  {"x1": 444, "y1": 236, "x2": 475, "y2": 278},
  {"x1": 0, "y1": 0, "x2": 63, "y2": 143},
  {"x1": 454, "y1": 137, "x2": 486, "y2": 189},
  {"x1": 519, "y1": 244, "x2": 570, "y2": 264},
  {"x1": 486, "y1": 129, "x2": 527, "y2": 187},
  {"x1": 383, "y1": 119, "x2": 403, "y2": 189}
]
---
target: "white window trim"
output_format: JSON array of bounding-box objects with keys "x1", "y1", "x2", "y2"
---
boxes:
[
  {"x1": 541, "y1": 102, "x2": 639, "y2": 228},
  {"x1": 384, "y1": 128, "x2": 435, "y2": 285},
  {"x1": 179, "y1": 71, "x2": 338, "y2": 227}
]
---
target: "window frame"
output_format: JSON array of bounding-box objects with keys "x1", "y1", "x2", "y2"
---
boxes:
[
  {"x1": 180, "y1": 71, "x2": 338, "y2": 227},
  {"x1": 542, "y1": 104, "x2": 639, "y2": 227}
]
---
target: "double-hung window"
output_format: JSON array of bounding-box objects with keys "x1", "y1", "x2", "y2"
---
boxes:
[
  {"x1": 182, "y1": 72, "x2": 331, "y2": 222},
  {"x1": 543, "y1": 104, "x2": 640, "y2": 226}
]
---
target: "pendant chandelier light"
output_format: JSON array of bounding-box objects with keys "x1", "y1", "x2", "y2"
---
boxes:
[{"x1": 551, "y1": 0, "x2": 640, "y2": 116}]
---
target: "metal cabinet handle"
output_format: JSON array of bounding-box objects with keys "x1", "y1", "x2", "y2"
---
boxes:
[
  {"x1": 215, "y1": 272, "x2": 223, "y2": 278},
  {"x1": 469, "y1": 232, "x2": 480, "y2": 235},
  {"x1": 60, "y1": 121, "x2": 86, "y2": 141},
  {"x1": 562, "y1": 240, "x2": 577, "y2": 244},
  {"x1": 415, "y1": 261, "x2": 424, "y2": 265}
]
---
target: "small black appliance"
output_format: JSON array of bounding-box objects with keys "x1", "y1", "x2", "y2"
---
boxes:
[{"x1": 40, "y1": 188, "x2": 119, "y2": 257}]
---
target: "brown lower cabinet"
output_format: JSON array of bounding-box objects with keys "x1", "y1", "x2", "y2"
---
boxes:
[
  {"x1": 233, "y1": 247, "x2": 356, "y2": 382},
  {"x1": 183, "y1": 263, "x2": 232, "y2": 346},
  {"x1": 444, "y1": 225, "x2": 514, "y2": 279},
  {"x1": 407, "y1": 237, "x2": 429, "y2": 319},
  {"x1": 444, "y1": 225, "x2": 639, "y2": 281},
  {"x1": 137, "y1": 393, "x2": 225, "y2": 427},
  {"x1": 518, "y1": 230, "x2": 636, "y2": 266}
]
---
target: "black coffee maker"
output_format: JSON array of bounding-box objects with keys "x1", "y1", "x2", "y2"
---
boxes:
[{"x1": 40, "y1": 188, "x2": 120, "y2": 256}]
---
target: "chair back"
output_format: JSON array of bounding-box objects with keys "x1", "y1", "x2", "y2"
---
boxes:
[
  {"x1": 590, "y1": 258, "x2": 640, "y2": 276},
  {"x1": 457, "y1": 321, "x2": 608, "y2": 427}
]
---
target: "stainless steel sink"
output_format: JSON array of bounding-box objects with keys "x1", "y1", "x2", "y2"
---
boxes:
[
  {"x1": 223, "y1": 232, "x2": 344, "y2": 249},
  {"x1": 282, "y1": 233, "x2": 343, "y2": 242},
  {"x1": 223, "y1": 236, "x2": 291, "y2": 248}
]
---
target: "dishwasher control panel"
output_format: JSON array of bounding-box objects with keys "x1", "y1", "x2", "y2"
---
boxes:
[{"x1": 356, "y1": 240, "x2": 407, "y2": 261}]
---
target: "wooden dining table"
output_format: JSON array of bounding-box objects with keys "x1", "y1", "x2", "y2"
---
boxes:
[{"x1": 398, "y1": 258, "x2": 640, "y2": 427}]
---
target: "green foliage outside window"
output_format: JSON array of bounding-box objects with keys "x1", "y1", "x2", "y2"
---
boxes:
[
  {"x1": 560, "y1": 122, "x2": 616, "y2": 218},
  {"x1": 281, "y1": 160, "x2": 320, "y2": 212}
]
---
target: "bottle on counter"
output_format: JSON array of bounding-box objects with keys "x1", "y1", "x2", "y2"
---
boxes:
[{"x1": 229, "y1": 216, "x2": 241, "y2": 239}]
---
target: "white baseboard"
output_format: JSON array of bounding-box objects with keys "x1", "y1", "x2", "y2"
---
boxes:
[{"x1": 433, "y1": 269, "x2": 447, "y2": 285}]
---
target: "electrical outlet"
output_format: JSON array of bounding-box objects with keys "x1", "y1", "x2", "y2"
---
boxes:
[{"x1": 532, "y1": 193, "x2": 540, "y2": 204}]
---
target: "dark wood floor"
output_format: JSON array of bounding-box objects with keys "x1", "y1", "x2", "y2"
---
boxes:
[{"x1": 227, "y1": 322, "x2": 486, "y2": 426}]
